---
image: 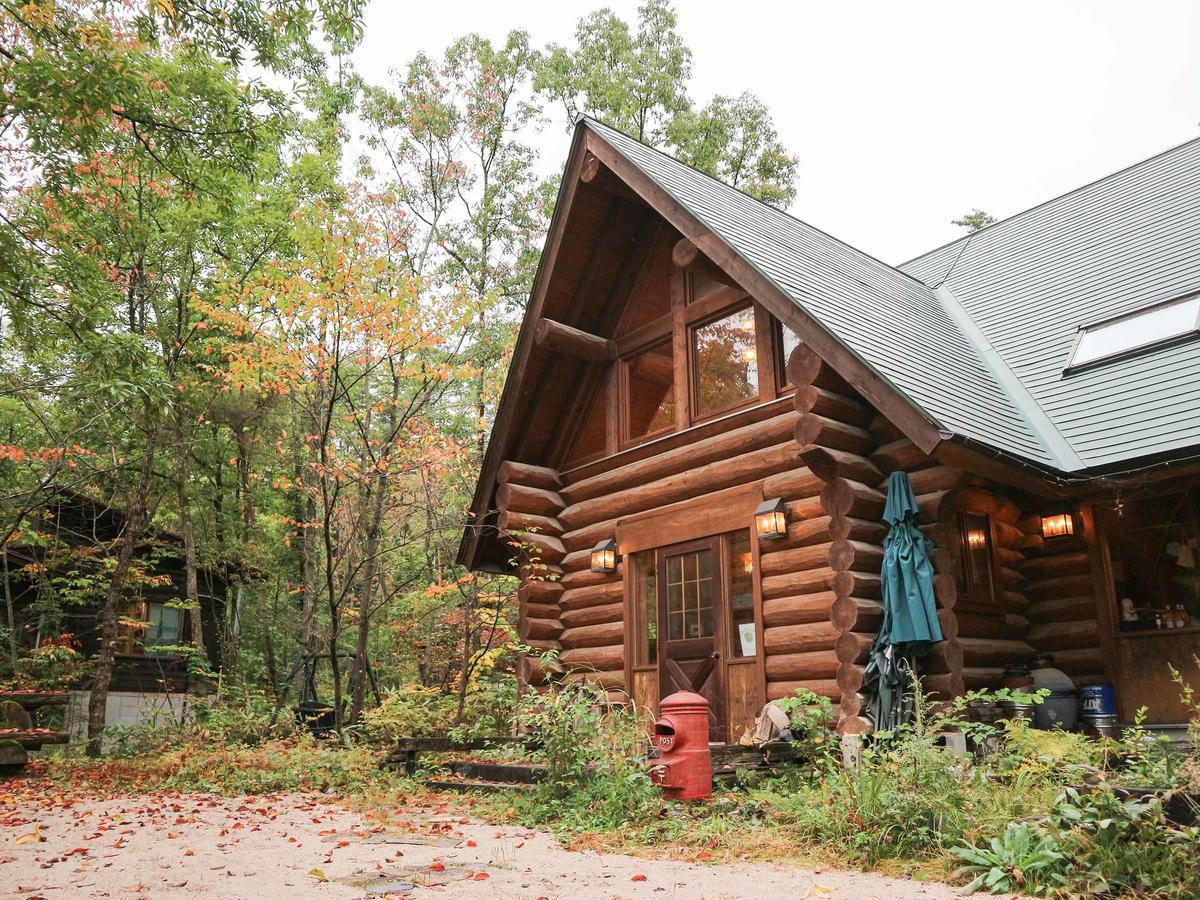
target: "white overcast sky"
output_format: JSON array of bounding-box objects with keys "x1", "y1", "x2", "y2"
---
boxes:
[{"x1": 355, "y1": 0, "x2": 1200, "y2": 264}]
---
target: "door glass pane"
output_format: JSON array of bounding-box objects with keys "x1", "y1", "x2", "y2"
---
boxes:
[
  {"x1": 631, "y1": 550, "x2": 658, "y2": 664},
  {"x1": 726, "y1": 531, "x2": 756, "y2": 657},
  {"x1": 666, "y1": 549, "x2": 714, "y2": 640},
  {"x1": 778, "y1": 320, "x2": 803, "y2": 385},
  {"x1": 693, "y1": 306, "x2": 759, "y2": 416},
  {"x1": 626, "y1": 340, "x2": 675, "y2": 439},
  {"x1": 959, "y1": 513, "x2": 997, "y2": 607}
]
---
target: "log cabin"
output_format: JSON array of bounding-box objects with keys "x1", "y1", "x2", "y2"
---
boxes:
[
  {"x1": 4, "y1": 489, "x2": 226, "y2": 728},
  {"x1": 459, "y1": 118, "x2": 1200, "y2": 740}
]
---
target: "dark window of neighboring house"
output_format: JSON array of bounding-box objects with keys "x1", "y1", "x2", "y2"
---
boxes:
[
  {"x1": 692, "y1": 304, "x2": 760, "y2": 418},
  {"x1": 146, "y1": 602, "x2": 184, "y2": 648},
  {"x1": 957, "y1": 512, "x2": 998, "y2": 611},
  {"x1": 1104, "y1": 489, "x2": 1200, "y2": 632},
  {"x1": 625, "y1": 339, "x2": 675, "y2": 440},
  {"x1": 565, "y1": 377, "x2": 609, "y2": 466}
]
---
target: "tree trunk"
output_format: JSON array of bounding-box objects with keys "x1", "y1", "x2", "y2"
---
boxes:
[
  {"x1": 87, "y1": 424, "x2": 160, "y2": 756},
  {"x1": 174, "y1": 413, "x2": 205, "y2": 676}
]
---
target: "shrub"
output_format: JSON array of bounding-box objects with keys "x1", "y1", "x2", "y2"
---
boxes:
[{"x1": 952, "y1": 821, "x2": 1068, "y2": 896}]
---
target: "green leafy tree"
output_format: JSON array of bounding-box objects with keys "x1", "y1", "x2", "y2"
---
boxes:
[{"x1": 952, "y1": 208, "x2": 997, "y2": 232}]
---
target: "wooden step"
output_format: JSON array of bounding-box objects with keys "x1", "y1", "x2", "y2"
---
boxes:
[
  {"x1": 446, "y1": 761, "x2": 546, "y2": 784},
  {"x1": 425, "y1": 777, "x2": 533, "y2": 794}
]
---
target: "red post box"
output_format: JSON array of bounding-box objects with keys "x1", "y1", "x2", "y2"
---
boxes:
[{"x1": 649, "y1": 690, "x2": 711, "y2": 801}]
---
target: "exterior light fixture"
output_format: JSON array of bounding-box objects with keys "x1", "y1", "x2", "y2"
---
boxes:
[
  {"x1": 966, "y1": 529, "x2": 987, "y2": 550},
  {"x1": 590, "y1": 538, "x2": 618, "y2": 574},
  {"x1": 754, "y1": 498, "x2": 787, "y2": 541},
  {"x1": 1041, "y1": 512, "x2": 1075, "y2": 539}
]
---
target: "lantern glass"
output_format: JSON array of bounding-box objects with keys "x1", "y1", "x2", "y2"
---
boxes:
[
  {"x1": 966, "y1": 529, "x2": 987, "y2": 550},
  {"x1": 590, "y1": 539, "x2": 617, "y2": 573},
  {"x1": 1041, "y1": 512, "x2": 1074, "y2": 538},
  {"x1": 754, "y1": 498, "x2": 787, "y2": 540}
]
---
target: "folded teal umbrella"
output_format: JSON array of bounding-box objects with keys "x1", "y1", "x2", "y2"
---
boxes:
[{"x1": 864, "y1": 471, "x2": 944, "y2": 731}]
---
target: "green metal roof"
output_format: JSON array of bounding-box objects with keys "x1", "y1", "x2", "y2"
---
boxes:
[{"x1": 587, "y1": 119, "x2": 1200, "y2": 476}]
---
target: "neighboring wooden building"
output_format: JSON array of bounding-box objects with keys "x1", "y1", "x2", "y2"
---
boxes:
[
  {"x1": 459, "y1": 119, "x2": 1200, "y2": 738},
  {"x1": 5, "y1": 490, "x2": 225, "y2": 694}
]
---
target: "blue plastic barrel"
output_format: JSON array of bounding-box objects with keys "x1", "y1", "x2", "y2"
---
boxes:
[{"x1": 1078, "y1": 683, "x2": 1117, "y2": 717}]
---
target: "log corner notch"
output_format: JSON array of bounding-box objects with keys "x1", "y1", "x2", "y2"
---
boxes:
[
  {"x1": 533, "y1": 317, "x2": 615, "y2": 363},
  {"x1": 494, "y1": 461, "x2": 568, "y2": 692}
]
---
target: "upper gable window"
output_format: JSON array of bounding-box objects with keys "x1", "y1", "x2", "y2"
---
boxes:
[
  {"x1": 692, "y1": 305, "x2": 760, "y2": 417},
  {"x1": 1068, "y1": 294, "x2": 1200, "y2": 372}
]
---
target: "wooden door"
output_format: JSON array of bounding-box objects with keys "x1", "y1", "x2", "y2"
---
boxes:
[{"x1": 658, "y1": 538, "x2": 727, "y2": 742}]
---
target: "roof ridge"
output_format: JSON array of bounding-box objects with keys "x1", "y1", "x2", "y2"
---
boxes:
[
  {"x1": 901, "y1": 132, "x2": 1200, "y2": 270},
  {"x1": 932, "y1": 284, "x2": 1083, "y2": 471},
  {"x1": 580, "y1": 116, "x2": 931, "y2": 291}
]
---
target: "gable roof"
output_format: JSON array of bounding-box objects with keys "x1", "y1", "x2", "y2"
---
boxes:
[
  {"x1": 900, "y1": 135, "x2": 1200, "y2": 471},
  {"x1": 460, "y1": 120, "x2": 1200, "y2": 567}
]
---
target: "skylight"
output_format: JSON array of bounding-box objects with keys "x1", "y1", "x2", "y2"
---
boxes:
[{"x1": 1067, "y1": 294, "x2": 1200, "y2": 371}]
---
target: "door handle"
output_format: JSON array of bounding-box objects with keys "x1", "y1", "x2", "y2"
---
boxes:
[{"x1": 709, "y1": 651, "x2": 720, "y2": 659}]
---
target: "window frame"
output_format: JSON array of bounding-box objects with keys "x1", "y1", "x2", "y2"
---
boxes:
[
  {"x1": 1064, "y1": 290, "x2": 1200, "y2": 375},
  {"x1": 611, "y1": 271, "x2": 790, "y2": 450}
]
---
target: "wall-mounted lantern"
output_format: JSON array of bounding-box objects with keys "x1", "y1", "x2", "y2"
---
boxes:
[
  {"x1": 1041, "y1": 511, "x2": 1075, "y2": 539},
  {"x1": 754, "y1": 498, "x2": 788, "y2": 541},
  {"x1": 590, "y1": 538, "x2": 618, "y2": 574}
]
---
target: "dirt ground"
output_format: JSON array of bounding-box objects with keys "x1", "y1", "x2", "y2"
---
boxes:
[{"x1": 1, "y1": 787, "x2": 976, "y2": 899}]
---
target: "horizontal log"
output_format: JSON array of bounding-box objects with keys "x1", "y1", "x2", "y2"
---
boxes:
[
  {"x1": 829, "y1": 540, "x2": 884, "y2": 574},
  {"x1": 765, "y1": 649, "x2": 840, "y2": 681},
  {"x1": 800, "y1": 445, "x2": 882, "y2": 486},
  {"x1": 560, "y1": 441, "x2": 804, "y2": 530},
  {"x1": 561, "y1": 548, "x2": 591, "y2": 572},
  {"x1": 993, "y1": 546, "x2": 1025, "y2": 568},
  {"x1": 560, "y1": 600, "x2": 623, "y2": 629},
  {"x1": 838, "y1": 691, "x2": 865, "y2": 718},
  {"x1": 905, "y1": 465, "x2": 968, "y2": 496},
  {"x1": 832, "y1": 570, "x2": 882, "y2": 600},
  {"x1": 559, "y1": 580, "x2": 623, "y2": 611},
  {"x1": 763, "y1": 621, "x2": 841, "y2": 655},
  {"x1": 496, "y1": 482, "x2": 565, "y2": 517},
  {"x1": 1001, "y1": 590, "x2": 1030, "y2": 611},
  {"x1": 498, "y1": 510, "x2": 564, "y2": 538},
  {"x1": 519, "y1": 579, "x2": 563, "y2": 605},
  {"x1": 787, "y1": 495, "x2": 826, "y2": 522},
  {"x1": 960, "y1": 667, "x2": 1004, "y2": 690},
  {"x1": 938, "y1": 607, "x2": 960, "y2": 641},
  {"x1": 561, "y1": 517, "x2": 618, "y2": 554},
  {"x1": 1042, "y1": 647, "x2": 1105, "y2": 678},
  {"x1": 564, "y1": 669, "x2": 626, "y2": 689},
  {"x1": 921, "y1": 672, "x2": 966, "y2": 699},
  {"x1": 562, "y1": 412, "x2": 797, "y2": 504},
  {"x1": 497, "y1": 460, "x2": 562, "y2": 491},
  {"x1": 959, "y1": 488, "x2": 1021, "y2": 524},
  {"x1": 821, "y1": 478, "x2": 886, "y2": 519},
  {"x1": 1020, "y1": 550, "x2": 1091, "y2": 578},
  {"x1": 1005, "y1": 613, "x2": 1030, "y2": 634},
  {"x1": 517, "y1": 561, "x2": 562, "y2": 583},
  {"x1": 795, "y1": 414, "x2": 874, "y2": 455},
  {"x1": 868, "y1": 413, "x2": 906, "y2": 444},
  {"x1": 926, "y1": 639, "x2": 963, "y2": 675},
  {"x1": 997, "y1": 566, "x2": 1024, "y2": 590},
  {"x1": 793, "y1": 385, "x2": 873, "y2": 427},
  {"x1": 761, "y1": 465, "x2": 823, "y2": 501},
  {"x1": 832, "y1": 596, "x2": 884, "y2": 633},
  {"x1": 560, "y1": 644, "x2": 624, "y2": 671},
  {"x1": 559, "y1": 567, "x2": 621, "y2": 590},
  {"x1": 763, "y1": 592, "x2": 836, "y2": 627},
  {"x1": 761, "y1": 567, "x2": 836, "y2": 600},
  {"x1": 759, "y1": 541, "x2": 836, "y2": 577},
  {"x1": 523, "y1": 602, "x2": 562, "y2": 621},
  {"x1": 786, "y1": 344, "x2": 853, "y2": 394},
  {"x1": 917, "y1": 490, "x2": 958, "y2": 523},
  {"x1": 520, "y1": 654, "x2": 562, "y2": 686},
  {"x1": 519, "y1": 617, "x2": 563, "y2": 642},
  {"x1": 871, "y1": 438, "x2": 929, "y2": 474},
  {"x1": 534, "y1": 317, "x2": 615, "y2": 362},
  {"x1": 955, "y1": 611, "x2": 1009, "y2": 640},
  {"x1": 513, "y1": 531, "x2": 566, "y2": 563},
  {"x1": 766, "y1": 679, "x2": 841, "y2": 702},
  {"x1": 1028, "y1": 573, "x2": 1095, "y2": 600},
  {"x1": 958, "y1": 637, "x2": 1035, "y2": 668},
  {"x1": 1027, "y1": 594, "x2": 1098, "y2": 624},
  {"x1": 934, "y1": 573, "x2": 957, "y2": 610},
  {"x1": 1027, "y1": 619, "x2": 1101, "y2": 653},
  {"x1": 993, "y1": 521, "x2": 1026, "y2": 548},
  {"x1": 561, "y1": 620, "x2": 625, "y2": 649}
]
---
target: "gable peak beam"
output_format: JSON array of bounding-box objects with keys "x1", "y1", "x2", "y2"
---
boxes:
[{"x1": 534, "y1": 318, "x2": 616, "y2": 362}]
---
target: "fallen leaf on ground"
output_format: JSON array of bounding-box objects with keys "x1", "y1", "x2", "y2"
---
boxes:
[
  {"x1": 307, "y1": 868, "x2": 327, "y2": 881},
  {"x1": 16, "y1": 825, "x2": 44, "y2": 845},
  {"x1": 631, "y1": 874, "x2": 647, "y2": 882}
]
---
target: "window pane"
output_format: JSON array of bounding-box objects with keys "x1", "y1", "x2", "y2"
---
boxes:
[
  {"x1": 960, "y1": 513, "x2": 996, "y2": 606},
  {"x1": 1106, "y1": 490, "x2": 1200, "y2": 632},
  {"x1": 146, "y1": 603, "x2": 184, "y2": 646},
  {"x1": 665, "y1": 549, "x2": 715, "y2": 639},
  {"x1": 778, "y1": 322, "x2": 802, "y2": 383},
  {"x1": 693, "y1": 307, "x2": 759, "y2": 417},
  {"x1": 726, "y1": 531, "x2": 756, "y2": 657},
  {"x1": 631, "y1": 551, "x2": 658, "y2": 665},
  {"x1": 1071, "y1": 296, "x2": 1200, "y2": 368},
  {"x1": 626, "y1": 341, "x2": 675, "y2": 439}
]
